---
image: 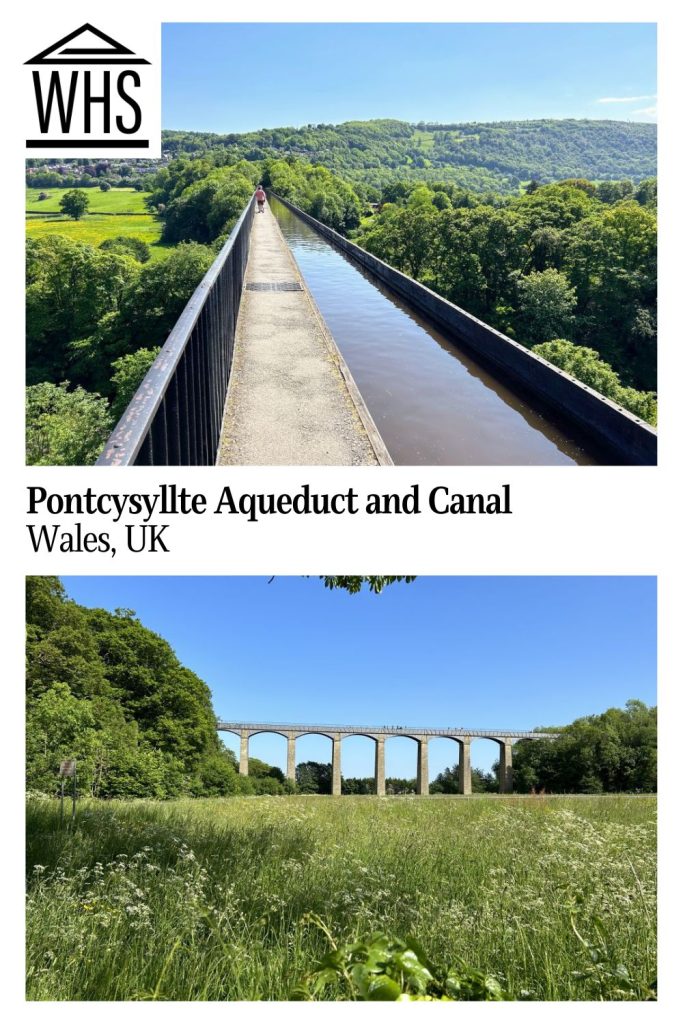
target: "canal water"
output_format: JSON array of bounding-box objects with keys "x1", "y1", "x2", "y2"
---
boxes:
[{"x1": 271, "y1": 197, "x2": 600, "y2": 465}]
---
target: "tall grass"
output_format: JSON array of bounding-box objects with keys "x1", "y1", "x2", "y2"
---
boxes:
[{"x1": 26, "y1": 795, "x2": 656, "y2": 1001}]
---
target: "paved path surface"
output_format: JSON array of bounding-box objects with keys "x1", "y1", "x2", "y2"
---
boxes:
[{"x1": 217, "y1": 204, "x2": 390, "y2": 466}]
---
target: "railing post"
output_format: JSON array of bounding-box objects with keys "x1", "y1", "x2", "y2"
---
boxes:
[
  {"x1": 239, "y1": 731, "x2": 249, "y2": 776},
  {"x1": 332, "y1": 734, "x2": 342, "y2": 796},
  {"x1": 375, "y1": 736, "x2": 385, "y2": 797}
]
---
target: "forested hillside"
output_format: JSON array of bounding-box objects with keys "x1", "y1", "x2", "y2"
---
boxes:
[{"x1": 162, "y1": 119, "x2": 657, "y2": 193}]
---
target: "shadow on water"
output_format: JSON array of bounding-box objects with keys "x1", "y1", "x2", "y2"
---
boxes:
[{"x1": 271, "y1": 198, "x2": 605, "y2": 466}]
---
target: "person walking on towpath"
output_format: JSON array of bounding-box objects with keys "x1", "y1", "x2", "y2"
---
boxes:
[{"x1": 255, "y1": 185, "x2": 266, "y2": 212}]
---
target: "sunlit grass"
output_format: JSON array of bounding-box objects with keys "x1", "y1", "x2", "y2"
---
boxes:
[
  {"x1": 26, "y1": 187, "x2": 150, "y2": 214},
  {"x1": 25, "y1": 188, "x2": 172, "y2": 262},
  {"x1": 25, "y1": 217, "x2": 171, "y2": 262},
  {"x1": 26, "y1": 795, "x2": 656, "y2": 1001}
]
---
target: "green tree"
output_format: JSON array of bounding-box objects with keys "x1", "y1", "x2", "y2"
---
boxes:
[
  {"x1": 162, "y1": 166, "x2": 255, "y2": 244},
  {"x1": 320, "y1": 576, "x2": 416, "y2": 594},
  {"x1": 99, "y1": 235, "x2": 151, "y2": 263},
  {"x1": 26, "y1": 236, "x2": 139, "y2": 385},
  {"x1": 515, "y1": 268, "x2": 576, "y2": 344},
  {"x1": 59, "y1": 189, "x2": 90, "y2": 220},
  {"x1": 430, "y1": 766, "x2": 496, "y2": 794},
  {"x1": 512, "y1": 701, "x2": 657, "y2": 794},
  {"x1": 26, "y1": 579, "x2": 231, "y2": 798},
  {"x1": 26, "y1": 381, "x2": 112, "y2": 465},
  {"x1": 193, "y1": 751, "x2": 240, "y2": 795},
  {"x1": 69, "y1": 244, "x2": 213, "y2": 396},
  {"x1": 110, "y1": 346, "x2": 160, "y2": 421},
  {"x1": 116, "y1": 242, "x2": 214, "y2": 342},
  {"x1": 296, "y1": 761, "x2": 332, "y2": 794},
  {"x1": 26, "y1": 682, "x2": 97, "y2": 793},
  {"x1": 564, "y1": 201, "x2": 657, "y2": 389},
  {"x1": 533, "y1": 339, "x2": 657, "y2": 425}
]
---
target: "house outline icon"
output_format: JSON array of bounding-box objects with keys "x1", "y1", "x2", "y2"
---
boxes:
[{"x1": 25, "y1": 23, "x2": 150, "y2": 65}]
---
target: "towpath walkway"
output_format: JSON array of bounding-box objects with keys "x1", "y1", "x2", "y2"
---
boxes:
[{"x1": 217, "y1": 204, "x2": 391, "y2": 465}]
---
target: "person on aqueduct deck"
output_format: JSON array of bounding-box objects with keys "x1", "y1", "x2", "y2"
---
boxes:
[{"x1": 255, "y1": 185, "x2": 266, "y2": 212}]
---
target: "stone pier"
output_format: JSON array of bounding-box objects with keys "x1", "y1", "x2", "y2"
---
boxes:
[
  {"x1": 498, "y1": 740, "x2": 514, "y2": 793},
  {"x1": 416, "y1": 737, "x2": 430, "y2": 796},
  {"x1": 239, "y1": 730, "x2": 249, "y2": 776},
  {"x1": 459, "y1": 738, "x2": 472, "y2": 795},
  {"x1": 332, "y1": 734, "x2": 342, "y2": 796},
  {"x1": 375, "y1": 736, "x2": 386, "y2": 796},
  {"x1": 286, "y1": 733, "x2": 296, "y2": 782}
]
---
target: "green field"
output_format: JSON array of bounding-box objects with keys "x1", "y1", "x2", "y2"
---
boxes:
[
  {"x1": 26, "y1": 795, "x2": 656, "y2": 1001},
  {"x1": 26, "y1": 187, "x2": 171, "y2": 262},
  {"x1": 26, "y1": 186, "x2": 150, "y2": 214}
]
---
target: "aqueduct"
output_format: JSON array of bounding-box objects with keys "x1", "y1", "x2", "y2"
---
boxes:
[
  {"x1": 217, "y1": 721, "x2": 558, "y2": 795},
  {"x1": 96, "y1": 194, "x2": 656, "y2": 468}
]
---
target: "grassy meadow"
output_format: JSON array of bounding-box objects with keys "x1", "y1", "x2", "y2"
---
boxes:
[
  {"x1": 26, "y1": 794, "x2": 656, "y2": 1001},
  {"x1": 26, "y1": 187, "x2": 171, "y2": 261}
]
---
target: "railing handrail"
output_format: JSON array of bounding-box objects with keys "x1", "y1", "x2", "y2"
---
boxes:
[
  {"x1": 217, "y1": 720, "x2": 559, "y2": 739},
  {"x1": 96, "y1": 195, "x2": 255, "y2": 466}
]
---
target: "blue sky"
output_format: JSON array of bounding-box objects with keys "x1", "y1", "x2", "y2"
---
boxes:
[
  {"x1": 162, "y1": 23, "x2": 656, "y2": 133},
  {"x1": 60, "y1": 576, "x2": 656, "y2": 779}
]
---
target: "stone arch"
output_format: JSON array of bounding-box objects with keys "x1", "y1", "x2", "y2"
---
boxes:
[
  {"x1": 428, "y1": 736, "x2": 466, "y2": 794},
  {"x1": 244, "y1": 730, "x2": 289, "y2": 779},
  {"x1": 340, "y1": 734, "x2": 379, "y2": 794},
  {"x1": 293, "y1": 732, "x2": 337, "y2": 794},
  {"x1": 383, "y1": 734, "x2": 422, "y2": 794},
  {"x1": 472, "y1": 736, "x2": 514, "y2": 793}
]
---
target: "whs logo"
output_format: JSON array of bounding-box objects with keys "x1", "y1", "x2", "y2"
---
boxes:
[{"x1": 24, "y1": 22, "x2": 160, "y2": 157}]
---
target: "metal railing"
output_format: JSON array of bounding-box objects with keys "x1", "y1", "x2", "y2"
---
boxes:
[
  {"x1": 217, "y1": 721, "x2": 559, "y2": 740},
  {"x1": 97, "y1": 196, "x2": 255, "y2": 465}
]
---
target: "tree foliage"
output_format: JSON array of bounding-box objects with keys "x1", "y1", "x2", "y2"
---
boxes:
[
  {"x1": 296, "y1": 760, "x2": 332, "y2": 794},
  {"x1": 357, "y1": 178, "x2": 657, "y2": 395},
  {"x1": 429, "y1": 765, "x2": 497, "y2": 794},
  {"x1": 513, "y1": 701, "x2": 657, "y2": 793},
  {"x1": 25, "y1": 578, "x2": 313, "y2": 798},
  {"x1": 161, "y1": 164, "x2": 257, "y2": 244},
  {"x1": 320, "y1": 576, "x2": 416, "y2": 594},
  {"x1": 533, "y1": 340, "x2": 657, "y2": 424},
  {"x1": 59, "y1": 189, "x2": 89, "y2": 220},
  {"x1": 99, "y1": 235, "x2": 151, "y2": 263},
  {"x1": 26, "y1": 235, "x2": 139, "y2": 386},
  {"x1": 26, "y1": 578, "x2": 233, "y2": 797},
  {"x1": 26, "y1": 235, "x2": 214, "y2": 461},
  {"x1": 26, "y1": 381, "x2": 112, "y2": 465},
  {"x1": 110, "y1": 346, "x2": 160, "y2": 421},
  {"x1": 515, "y1": 269, "x2": 576, "y2": 345}
]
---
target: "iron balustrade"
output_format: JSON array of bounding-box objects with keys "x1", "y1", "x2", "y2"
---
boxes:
[
  {"x1": 217, "y1": 721, "x2": 559, "y2": 740},
  {"x1": 96, "y1": 196, "x2": 256, "y2": 466}
]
